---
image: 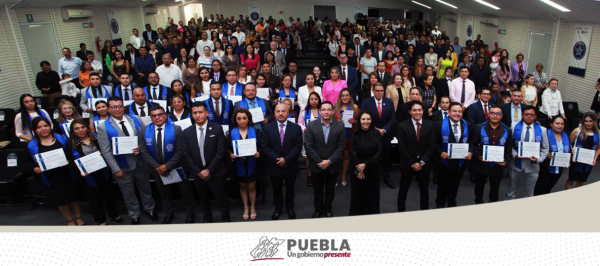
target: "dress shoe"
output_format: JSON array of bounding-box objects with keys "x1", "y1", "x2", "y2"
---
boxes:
[
  {"x1": 311, "y1": 212, "x2": 321, "y2": 218},
  {"x1": 186, "y1": 215, "x2": 195, "y2": 224},
  {"x1": 325, "y1": 211, "x2": 333, "y2": 217},
  {"x1": 271, "y1": 211, "x2": 282, "y2": 220},
  {"x1": 383, "y1": 179, "x2": 396, "y2": 189},
  {"x1": 111, "y1": 217, "x2": 123, "y2": 223},
  {"x1": 148, "y1": 211, "x2": 159, "y2": 222},
  {"x1": 287, "y1": 210, "x2": 296, "y2": 219},
  {"x1": 162, "y1": 213, "x2": 175, "y2": 224},
  {"x1": 131, "y1": 218, "x2": 140, "y2": 225},
  {"x1": 203, "y1": 217, "x2": 213, "y2": 223}
]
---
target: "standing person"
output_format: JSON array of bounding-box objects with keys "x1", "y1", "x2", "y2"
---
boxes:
[
  {"x1": 592, "y1": 76, "x2": 600, "y2": 118},
  {"x1": 539, "y1": 78, "x2": 566, "y2": 124},
  {"x1": 191, "y1": 67, "x2": 212, "y2": 98},
  {"x1": 56, "y1": 100, "x2": 83, "y2": 136},
  {"x1": 78, "y1": 61, "x2": 93, "y2": 88},
  {"x1": 349, "y1": 110, "x2": 382, "y2": 215},
  {"x1": 297, "y1": 73, "x2": 322, "y2": 110},
  {"x1": 168, "y1": 94, "x2": 191, "y2": 122},
  {"x1": 27, "y1": 117, "x2": 84, "y2": 226},
  {"x1": 96, "y1": 97, "x2": 158, "y2": 224},
  {"x1": 222, "y1": 70, "x2": 244, "y2": 97},
  {"x1": 466, "y1": 87, "x2": 495, "y2": 125},
  {"x1": 261, "y1": 103, "x2": 303, "y2": 220},
  {"x1": 155, "y1": 54, "x2": 183, "y2": 88},
  {"x1": 182, "y1": 57, "x2": 202, "y2": 92},
  {"x1": 90, "y1": 100, "x2": 110, "y2": 134},
  {"x1": 129, "y1": 29, "x2": 146, "y2": 50},
  {"x1": 566, "y1": 112, "x2": 600, "y2": 189},
  {"x1": 437, "y1": 67, "x2": 453, "y2": 99},
  {"x1": 473, "y1": 106, "x2": 513, "y2": 204},
  {"x1": 420, "y1": 74, "x2": 437, "y2": 119},
  {"x1": 304, "y1": 101, "x2": 346, "y2": 218},
  {"x1": 321, "y1": 67, "x2": 347, "y2": 105},
  {"x1": 168, "y1": 80, "x2": 191, "y2": 107},
  {"x1": 76, "y1": 43, "x2": 90, "y2": 62},
  {"x1": 35, "y1": 61, "x2": 61, "y2": 106},
  {"x1": 68, "y1": 119, "x2": 122, "y2": 225},
  {"x1": 134, "y1": 47, "x2": 155, "y2": 87},
  {"x1": 495, "y1": 56, "x2": 511, "y2": 92},
  {"x1": 334, "y1": 88, "x2": 359, "y2": 186},
  {"x1": 58, "y1": 48, "x2": 83, "y2": 88},
  {"x1": 337, "y1": 54, "x2": 359, "y2": 97},
  {"x1": 450, "y1": 66, "x2": 476, "y2": 108},
  {"x1": 205, "y1": 82, "x2": 233, "y2": 128},
  {"x1": 125, "y1": 88, "x2": 154, "y2": 117},
  {"x1": 520, "y1": 74, "x2": 538, "y2": 108},
  {"x1": 534, "y1": 116, "x2": 570, "y2": 196},
  {"x1": 227, "y1": 109, "x2": 262, "y2": 220},
  {"x1": 181, "y1": 101, "x2": 231, "y2": 223},
  {"x1": 222, "y1": 45, "x2": 240, "y2": 72},
  {"x1": 506, "y1": 106, "x2": 549, "y2": 200},
  {"x1": 143, "y1": 24, "x2": 158, "y2": 44},
  {"x1": 15, "y1": 94, "x2": 52, "y2": 142},
  {"x1": 197, "y1": 46, "x2": 216, "y2": 69},
  {"x1": 139, "y1": 106, "x2": 195, "y2": 224},
  {"x1": 500, "y1": 90, "x2": 526, "y2": 129},
  {"x1": 359, "y1": 49, "x2": 377, "y2": 85},
  {"x1": 234, "y1": 83, "x2": 272, "y2": 131},
  {"x1": 511, "y1": 53, "x2": 527, "y2": 89},
  {"x1": 469, "y1": 57, "x2": 491, "y2": 91},
  {"x1": 110, "y1": 50, "x2": 129, "y2": 87},
  {"x1": 241, "y1": 45, "x2": 260, "y2": 72},
  {"x1": 397, "y1": 101, "x2": 436, "y2": 212}
]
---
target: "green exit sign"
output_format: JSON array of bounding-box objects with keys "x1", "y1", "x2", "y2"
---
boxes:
[{"x1": 26, "y1": 14, "x2": 33, "y2": 22}]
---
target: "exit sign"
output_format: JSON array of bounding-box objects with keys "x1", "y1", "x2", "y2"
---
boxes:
[
  {"x1": 498, "y1": 29, "x2": 506, "y2": 35},
  {"x1": 26, "y1": 14, "x2": 33, "y2": 22}
]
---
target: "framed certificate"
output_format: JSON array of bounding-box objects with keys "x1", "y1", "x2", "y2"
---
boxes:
[
  {"x1": 518, "y1": 141, "x2": 540, "y2": 158},
  {"x1": 574, "y1": 147, "x2": 595, "y2": 166},
  {"x1": 449, "y1": 143, "x2": 469, "y2": 159},
  {"x1": 483, "y1": 145, "x2": 504, "y2": 162}
]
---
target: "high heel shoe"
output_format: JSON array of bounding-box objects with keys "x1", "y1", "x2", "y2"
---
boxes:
[
  {"x1": 250, "y1": 208, "x2": 257, "y2": 220},
  {"x1": 67, "y1": 219, "x2": 75, "y2": 226},
  {"x1": 75, "y1": 216, "x2": 86, "y2": 226}
]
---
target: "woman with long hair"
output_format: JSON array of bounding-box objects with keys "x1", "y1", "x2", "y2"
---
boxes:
[
  {"x1": 334, "y1": 88, "x2": 359, "y2": 186},
  {"x1": 413, "y1": 56, "x2": 426, "y2": 80},
  {"x1": 222, "y1": 44, "x2": 240, "y2": 72},
  {"x1": 15, "y1": 94, "x2": 52, "y2": 142},
  {"x1": 90, "y1": 100, "x2": 109, "y2": 134},
  {"x1": 321, "y1": 67, "x2": 347, "y2": 105},
  {"x1": 437, "y1": 49, "x2": 454, "y2": 79},
  {"x1": 79, "y1": 61, "x2": 93, "y2": 88},
  {"x1": 495, "y1": 56, "x2": 511, "y2": 92},
  {"x1": 182, "y1": 57, "x2": 201, "y2": 93},
  {"x1": 167, "y1": 80, "x2": 191, "y2": 107},
  {"x1": 384, "y1": 51, "x2": 397, "y2": 74},
  {"x1": 567, "y1": 112, "x2": 600, "y2": 189},
  {"x1": 174, "y1": 47, "x2": 189, "y2": 70},
  {"x1": 297, "y1": 73, "x2": 322, "y2": 109},
  {"x1": 237, "y1": 64, "x2": 251, "y2": 84},
  {"x1": 313, "y1": 66, "x2": 326, "y2": 88},
  {"x1": 241, "y1": 44, "x2": 260, "y2": 72},
  {"x1": 191, "y1": 66, "x2": 212, "y2": 98},
  {"x1": 213, "y1": 41, "x2": 225, "y2": 62},
  {"x1": 110, "y1": 50, "x2": 129, "y2": 83},
  {"x1": 534, "y1": 116, "x2": 570, "y2": 196},
  {"x1": 298, "y1": 92, "x2": 322, "y2": 186},
  {"x1": 386, "y1": 73, "x2": 405, "y2": 111},
  {"x1": 168, "y1": 94, "x2": 191, "y2": 122},
  {"x1": 521, "y1": 74, "x2": 538, "y2": 108},
  {"x1": 56, "y1": 100, "x2": 83, "y2": 136},
  {"x1": 264, "y1": 51, "x2": 281, "y2": 77}
]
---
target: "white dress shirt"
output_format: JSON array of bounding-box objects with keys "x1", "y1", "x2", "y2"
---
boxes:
[
  {"x1": 412, "y1": 118, "x2": 423, "y2": 134},
  {"x1": 173, "y1": 109, "x2": 184, "y2": 121},
  {"x1": 120, "y1": 85, "x2": 133, "y2": 100},
  {"x1": 211, "y1": 97, "x2": 221, "y2": 117},
  {"x1": 196, "y1": 39, "x2": 215, "y2": 53},
  {"x1": 112, "y1": 116, "x2": 134, "y2": 136},
  {"x1": 155, "y1": 64, "x2": 183, "y2": 88},
  {"x1": 149, "y1": 85, "x2": 161, "y2": 100},
  {"x1": 450, "y1": 120, "x2": 462, "y2": 141},
  {"x1": 89, "y1": 60, "x2": 103, "y2": 77},
  {"x1": 540, "y1": 89, "x2": 565, "y2": 116},
  {"x1": 340, "y1": 65, "x2": 349, "y2": 80},
  {"x1": 135, "y1": 103, "x2": 149, "y2": 117},
  {"x1": 232, "y1": 32, "x2": 246, "y2": 44},
  {"x1": 154, "y1": 124, "x2": 165, "y2": 157},
  {"x1": 128, "y1": 50, "x2": 137, "y2": 66},
  {"x1": 129, "y1": 35, "x2": 145, "y2": 50}
]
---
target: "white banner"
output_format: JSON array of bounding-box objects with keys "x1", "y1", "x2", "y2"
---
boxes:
[
  {"x1": 568, "y1": 25, "x2": 593, "y2": 77},
  {"x1": 248, "y1": 4, "x2": 261, "y2": 23},
  {"x1": 106, "y1": 8, "x2": 123, "y2": 46},
  {"x1": 466, "y1": 16, "x2": 474, "y2": 41}
]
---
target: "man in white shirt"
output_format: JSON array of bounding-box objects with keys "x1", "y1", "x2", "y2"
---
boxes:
[
  {"x1": 86, "y1": 51, "x2": 103, "y2": 77},
  {"x1": 540, "y1": 78, "x2": 566, "y2": 121},
  {"x1": 129, "y1": 28, "x2": 145, "y2": 50},
  {"x1": 431, "y1": 26, "x2": 442, "y2": 37},
  {"x1": 58, "y1": 48, "x2": 82, "y2": 87},
  {"x1": 231, "y1": 25, "x2": 246, "y2": 46},
  {"x1": 155, "y1": 54, "x2": 182, "y2": 88},
  {"x1": 449, "y1": 66, "x2": 476, "y2": 108},
  {"x1": 196, "y1": 31, "x2": 215, "y2": 54}
]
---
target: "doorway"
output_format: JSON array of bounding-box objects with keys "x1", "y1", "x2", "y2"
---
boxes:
[
  {"x1": 314, "y1": 5, "x2": 336, "y2": 22},
  {"x1": 183, "y1": 4, "x2": 203, "y2": 23},
  {"x1": 526, "y1": 32, "x2": 552, "y2": 75},
  {"x1": 19, "y1": 23, "x2": 60, "y2": 77}
]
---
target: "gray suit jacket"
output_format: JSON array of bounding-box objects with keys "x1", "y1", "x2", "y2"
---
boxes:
[
  {"x1": 268, "y1": 50, "x2": 286, "y2": 74},
  {"x1": 508, "y1": 123, "x2": 550, "y2": 173},
  {"x1": 304, "y1": 119, "x2": 346, "y2": 174},
  {"x1": 233, "y1": 98, "x2": 273, "y2": 122},
  {"x1": 97, "y1": 115, "x2": 146, "y2": 173},
  {"x1": 79, "y1": 85, "x2": 111, "y2": 111},
  {"x1": 138, "y1": 123, "x2": 183, "y2": 171}
]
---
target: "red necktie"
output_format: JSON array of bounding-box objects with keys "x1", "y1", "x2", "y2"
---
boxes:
[
  {"x1": 416, "y1": 122, "x2": 421, "y2": 143},
  {"x1": 484, "y1": 103, "x2": 488, "y2": 119},
  {"x1": 342, "y1": 67, "x2": 346, "y2": 80},
  {"x1": 377, "y1": 101, "x2": 382, "y2": 118}
]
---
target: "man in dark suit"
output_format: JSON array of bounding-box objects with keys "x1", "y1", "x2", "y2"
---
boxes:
[
  {"x1": 76, "y1": 43, "x2": 90, "y2": 62},
  {"x1": 211, "y1": 60, "x2": 227, "y2": 85},
  {"x1": 280, "y1": 41, "x2": 294, "y2": 67},
  {"x1": 252, "y1": 41, "x2": 266, "y2": 62},
  {"x1": 261, "y1": 63, "x2": 281, "y2": 90},
  {"x1": 233, "y1": 83, "x2": 273, "y2": 131},
  {"x1": 437, "y1": 70, "x2": 452, "y2": 99},
  {"x1": 143, "y1": 24, "x2": 158, "y2": 44},
  {"x1": 396, "y1": 88, "x2": 422, "y2": 124},
  {"x1": 361, "y1": 83, "x2": 396, "y2": 189},
  {"x1": 363, "y1": 35, "x2": 374, "y2": 50},
  {"x1": 432, "y1": 96, "x2": 451, "y2": 122},
  {"x1": 181, "y1": 101, "x2": 231, "y2": 222},
  {"x1": 304, "y1": 101, "x2": 347, "y2": 218},
  {"x1": 124, "y1": 44, "x2": 140, "y2": 69},
  {"x1": 467, "y1": 88, "x2": 495, "y2": 125},
  {"x1": 473, "y1": 105, "x2": 513, "y2": 204},
  {"x1": 351, "y1": 37, "x2": 365, "y2": 58},
  {"x1": 112, "y1": 73, "x2": 136, "y2": 101},
  {"x1": 469, "y1": 57, "x2": 491, "y2": 91},
  {"x1": 261, "y1": 103, "x2": 303, "y2": 220},
  {"x1": 433, "y1": 103, "x2": 475, "y2": 208},
  {"x1": 375, "y1": 62, "x2": 391, "y2": 87},
  {"x1": 337, "y1": 54, "x2": 359, "y2": 98},
  {"x1": 139, "y1": 106, "x2": 195, "y2": 224},
  {"x1": 125, "y1": 88, "x2": 153, "y2": 117},
  {"x1": 500, "y1": 90, "x2": 525, "y2": 129},
  {"x1": 205, "y1": 82, "x2": 234, "y2": 127},
  {"x1": 397, "y1": 101, "x2": 436, "y2": 212},
  {"x1": 286, "y1": 61, "x2": 305, "y2": 89},
  {"x1": 373, "y1": 42, "x2": 386, "y2": 62}
]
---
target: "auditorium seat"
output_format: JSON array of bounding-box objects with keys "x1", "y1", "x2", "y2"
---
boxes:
[{"x1": 0, "y1": 149, "x2": 30, "y2": 203}]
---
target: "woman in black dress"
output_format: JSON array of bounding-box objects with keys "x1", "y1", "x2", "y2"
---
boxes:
[
  {"x1": 591, "y1": 76, "x2": 600, "y2": 119},
  {"x1": 349, "y1": 110, "x2": 382, "y2": 216},
  {"x1": 68, "y1": 119, "x2": 123, "y2": 225},
  {"x1": 567, "y1": 112, "x2": 600, "y2": 189},
  {"x1": 27, "y1": 117, "x2": 83, "y2": 225},
  {"x1": 227, "y1": 109, "x2": 262, "y2": 220}
]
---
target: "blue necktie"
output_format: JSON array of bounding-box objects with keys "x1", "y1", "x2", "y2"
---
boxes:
[{"x1": 524, "y1": 126, "x2": 531, "y2": 142}]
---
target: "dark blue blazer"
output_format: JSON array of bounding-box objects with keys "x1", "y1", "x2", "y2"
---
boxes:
[
  {"x1": 336, "y1": 65, "x2": 358, "y2": 94},
  {"x1": 360, "y1": 97, "x2": 396, "y2": 141},
  {"x1": 500, "y1": 102, "x2": 527, "y2": 128},
  {"x1": 260, "y1": 120, "x2": 303, "y2": 177},
  {"x1": 466, "y1": 101, "x2": 495, "y2": 125}
]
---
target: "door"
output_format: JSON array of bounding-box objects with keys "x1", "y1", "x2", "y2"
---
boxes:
[
  {"x1": 526, "y1": 32, "x2": 552, "y2": 75},
  {"x1": 313, "y1": 5, "x2": 336, "y2": 22},
  {"x1": 19, "y1": 23, "x2": 59, "y2": 76}
]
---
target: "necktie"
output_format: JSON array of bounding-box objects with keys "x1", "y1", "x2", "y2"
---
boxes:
[
  {"x1": 120, "y1": 121, "x2": 130, "y2": 136},
  {"x1": 377, "y1": 101, "x2": 382, "y2": 118},
  {"x1": 342, "y1": 67, "x2": 346, "y2": 80},
  {"x1": 484, "y1": 103, "x2": 488, "y2": 119},
  {"x1": 156, "y1": 128, "x2": 163, "y2": 163},
  {"x1": 525, "y1": 126, "x2": 531, "y2": 142},
  {"x1": 139, "y1": 107, "x2": 146, "y2": 117},
  {"x1": 199, "y1": 127, "x2": 206, "y2": 165},
  {"x1": 514, "y1": 106, "x2": 519, "y2": 123},
  {"x1": 453, "y1": 123, "x2": 459, "y2": 141},
  {"x1": 215, "y1": 73, "x2": 219, "y2": 81},
  {"x1": 380, "y1": 73, "x2": 384, "y2": 81},
  {"x1": 444, "y1": 111, "x2": 448, "y2": 120},
  {"x1": 230, "y1": 85, "x2": 235, "y2": 95},
  {"x1": 215, "y1": 100, "x2": 220, "y2": 118},
  {"x1": 153, "y1": 87, "x2": 158, "y2": 100},
  {"x1": 279, "y1": 123, "x2": 285, "y2": 146},
  {"x1": 123, "y1": 88, "x2": 129, "y2": 100},
  {"x1": 416, "y1": 122, "x2": 421, "y2": 143},
  {"x1": 461, "y1": 80, "x2": 466, "y2": 104},
  {"x1": 250, "y1": 101, "x2": 256, "y2": 109}
]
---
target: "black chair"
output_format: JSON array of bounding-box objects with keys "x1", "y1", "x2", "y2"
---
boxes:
[
  {"x1": 0, "y1": 108, "x2": 15, "y2": 131},
  {"x1": 33, "y1": 97, "x2": 50, "y2": 109},
  {"x1": 0, "y1": 149, "x2": 30, "y2": 202},
  {"x1": 8, "y1": 127, "x2": 28, "y2": 150},
  {"x1": 563, "y1": 102, "x2": 583, "y2": 132}
]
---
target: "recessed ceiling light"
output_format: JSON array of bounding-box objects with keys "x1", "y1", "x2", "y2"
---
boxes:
[
  {"x1": 412, "y1": 0, "x2": 432, "y2": 9},
  {"x1": 474, "y1": 0, "x2": 500, "y2": 10},
  {"x1": 540, "y1": 0, "x2": 571, "y2": 12},
  {"x1": 436, "y1": 0, "x2": 458, "y2": 9}
]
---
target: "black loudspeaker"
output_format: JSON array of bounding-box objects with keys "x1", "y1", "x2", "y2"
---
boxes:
[{"x1": 368, "y1": 9, "x2": 379, "y2": 18}]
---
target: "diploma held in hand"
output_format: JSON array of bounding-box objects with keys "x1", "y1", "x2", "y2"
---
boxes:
[
  {"x1": 574, "y1": 147, "x2": 595, "y2": 166},
  {"x1": 518, "y1": 141, "x2": 540, "y2": 158},
  {"x1": 161, "y1": 168, "x2": 187, "y2": 185},
  {"x1": 483, "y1": 145, "x2": 504, "y2": 162},
  {"x1": 174, "y1": 118, "x2": 192, "y2": 130},
  {"x1": 35, "y1": 148, "x2": 69, "y2": 171},
  {"x1": 112, "y1": 136, "x2": 138, "y2": 155},
  {"x1": 233, "y1": 139, "x2": 257, "y2": 157},
  {"x1": 256, "y1": 88, "x2": 270, "y2": 100},
  {"x1": 248, "y1": 108, "x2": 265, "y2": 123},
  {"x1": 342, "y1": 110, "x2": 354, "y2": 128},
  {"x1": 75, "y1": 151, "x2": 107, "y2": 175},
  {"x1": 449, "y1": 143, "x2": 469, "y2": 159},
  {"x1": 550, "y1": 152, "x2": 571, "y2": 168}
]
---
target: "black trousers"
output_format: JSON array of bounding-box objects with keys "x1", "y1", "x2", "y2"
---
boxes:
[
  {"x1": 381, "y1": 139, "x2": 392, "y2": 180},
  {"x1": 153, "y1": 171, "x2": 195, "y2": 217},
  {"x1": 312, "y1": 170, "x2": 337, "y2": 212},
  {"x1": 349, "y1": 168, "x2": 381, "y2": 216},
  {"x1": 85, "y1": 171, "x2": 119, "y2": 224},
  {"x1": 436, "y1": 165, "x2": 466, "y2": 208},
  {"x1": 270, "y1": 174, "x2": 296, "y2": 212},
  {"x1": 398, "y1": 167, "x2": 431, "y2": 212},
  {"x1": 474, "y1": 172, "x2": 502, "y2": 204},
  {"x1": 534, "y1": 163, "x2": 563, "y2": 196},
  {"x1": 194, "y1": 175, "x2": 230, "y2": 221}
]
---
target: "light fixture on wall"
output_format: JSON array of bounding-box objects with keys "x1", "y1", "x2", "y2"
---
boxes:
[
  {"x1": 436, "y1": 0, "x2": 458, "y2": 9},
  {"x1": 412, "y1": 1, "x2": 432, "y2": 9},
  {"x1": 474, "y1": 0, "x2": 500, "y2": 10},
  {"x1": 540, "y1": 0, "x2": 571, "y2": 12}
]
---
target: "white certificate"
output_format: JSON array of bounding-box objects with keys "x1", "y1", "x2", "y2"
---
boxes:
[
  {"x1": 88, "y1": 98, "x2": 105, "y2": 111},
  {"x1": 228, "y1": 96, "x2": 242, "y2": 104},
  {"x1": 233, "y1": 138, "x2": 257, "y2": 157},
  {"x1": 123, "y1": 100, "x2": 134, "y2": 107},
  {"x1": 574, "y1": 147, "x2": 596, "y2": 166},
  {"x1": 174, "y1": 118, "x2": 192, "y2": 130},
  {"x1": 222, "y1": 125, "x2": 229, "y2": 134},
  {"x1": 0, "y1": 113, "x2": 5, "y2": 121},
  {"x1": 75, "y1": 151, "x2": 107, "y2": 175},
  {"x1": 279, "y1": 97, "x2": 294, "y2": 107},
  {"x1": 518, "y1": 141, "x2": 541, "y2": 158},
  {"x1": 257, "y1": 88, "x2": 270, "y2": 100},
  {"x1": 81, "y1": 111, "x2": 90, "y2": 118},
  {"x1": 550, "y1": 152, "x2": 571, "y2": 168},
  {"x1": 248, "y1": 108, "x2": 264, "y2": 122},
  {"x1": 192, "y1": 95, "x2": 209, "y2": 103},
  {"x1": 112, "y1": 136, "x2": 138, "y2": 155},
  {"x1": 449, "y1": 143, "x2": 469, "y2": 159},
  {"x1": 140, "y1": 116, "x2": 152, "y2": 125},
  {"x1": 341, "y1": 110, "x2": 354, "y2": 128},
  {"x1": 35, "y1": 148, "x2": 69, "y2": 171},
  {"x1": 161, "y1": 167, "x2": 187, "y2": 185},
  {"x1": 287, "y1": 117, "x2": 296, "y2": 124},
  {"x1": 150, "y1": 100, "x2": 167, "y2": 110},
  {"x1": 483, "y1": 145, "x2": 505, "y2": 162},
  {"x1": 391, "y1": 137, "x2": 398, "y2": 144}
]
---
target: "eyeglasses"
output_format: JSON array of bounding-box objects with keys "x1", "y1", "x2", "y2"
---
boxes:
[
  {"x1": 110, "y1": 106, "x2": 124, "y2": 110},
  {"x1": 150, "y1": 113, "x2": 166, "y2": 118},
  {"x1": 489, "y1": 112, "x2": 501, "y2": 116}
]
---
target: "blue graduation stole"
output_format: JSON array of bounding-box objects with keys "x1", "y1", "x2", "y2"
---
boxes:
[
  {"x1": 72, "y1": 134, "x2": 110, "y2": 187},
  {"x1": 223, "y1": 82, "x2": 243, "y2": 96},
  {"x1": 27, "y1": 111, "x2": 50, "y2": 136},
  {"x1": 304, "y1": 107, "x2": 320, "y2": 125},
  {"x1": 239, "y1": 98, "x2": 267, "y2": 122},
  {"x1": 205, "y1": 97, "x2": 230, "y2": 125},
  {"x1": 480, "y1": 121, "x2": 508, "y2": 168},
  {"x1": 231, "y1": 127, "x2": 257, "y2": 177},
  {"x1": 513, "y1": 121, "x2": 543, "y2": 170},
  {"x1": 144, "y1": 122, "x2": 176, "y2": 163},
  {"x1": 27, "y1": 133, "x2": 72, "y2": 187},
  {"x1": 441, "y1": 117, "x2": 469, "y2": 167},
  {"x1": 574, "y1": 131, "x2": 599, "y2": 174},
  {"x1": 128, "y1": 101, "x2": 153, "y2": 115},
  {"x1": 278, "y1": 88, "x2": 296, "y2": 99},
  {"x1": 93, "y1": 115, "x2": 110, "y2": 129},
  {"x1": 547, "y1": 129, "x2": 570, "y2": 174},
  {"x1": 60, "y1": 122, "x2": 71, "y2": 137},
  {"x1": 104, "y1": 115, "x2": 142, "y2": 168},
  {"x1": 85, "y1": 85, "x2": 110, "y2": 99},
  {"x1": 114, "y1": 84, "x2": 136, "y2": 99},
  {"x1": 144, "y1": 85, "x2": 168, "y2": 100}
]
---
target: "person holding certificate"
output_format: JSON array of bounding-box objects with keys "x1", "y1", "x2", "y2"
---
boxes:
[
  {"x1": 139, "y1": 106, "x2": 195, "y2": 224},
  {"x1": 168, "y1": 94, "x2": 191, "y2": 122},
  {"x1": 473, "y1": 106, "x2": 513, "y2": 204},
  {"x1": 298, "y1": 92, "x2": 322, "y2": 186},
  {"x1": 27, "y1": 117, "x2": 83, "y2": 226},
  {"x1": 534, "y1": 116, "x2": 570, "y2": 196},
  {"x1": 97, "y1": 96, "x2": 157, "y2": 225},
  {"x1": 234, "y1": 83, "x2": 272, "y2": 131},
  {"x1": 79, "y1": 73, "x2": 111, "y2": 113},
  {"x1": 90, "y1": 100, "x2": 110, "y2": 134},
  {"x1": 567, "y1": 112, "x2": 600, "y2": 189},
  {"x1": 68, "y1": 119, "x2": 122, "y2": 225},
  {"x1": 125, "y1": 88, "x2": 154, "y2": 118},
  {"x1": 205, "y1": 82, "x2": 234, "y2": 129},
  {"x1": 227, "y1": 109, "x2": 262, "y2": 220},
  {"x1": 333, "y1": 88, "x2": 359, "y2": 186},
  {"x1": 56, "y1": 100, "x2": 83, "y2": 137},
  {"x1": 507, "y1": 105, "x2": 549, "y2": 200},
  {"x1": 433, "y1": 102, "x2": 475, "y2": 208}
]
